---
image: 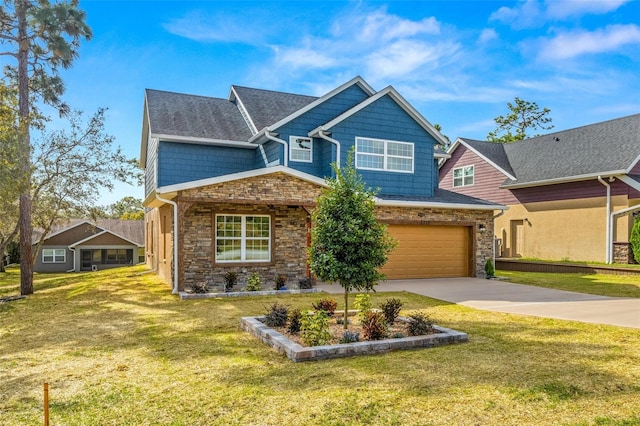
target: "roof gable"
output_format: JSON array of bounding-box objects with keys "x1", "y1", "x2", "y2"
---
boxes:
[
  {"x1": 309, "y1": 86, "x2": 448, "y2": 146},
  {"x1": 70, "y1": 229, "x2": 143, "y2": 248},
  {"x1": 38, "y1": 219, "x2": 144, "y2": 247},
  {"x1": 449, "y1": 138, "x2": 516, "y2": 180}
]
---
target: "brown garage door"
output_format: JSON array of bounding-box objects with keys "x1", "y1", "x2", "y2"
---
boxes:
[{"x1": 381, "y1": 224, "x2": 470, "y2": 279}]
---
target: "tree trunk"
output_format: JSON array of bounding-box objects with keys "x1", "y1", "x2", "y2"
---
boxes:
[
  {"x1": 17, "y1": 0, "x2": 33, "y2": 296},
  {"x1": 343, "y1": 287, "x2": 349, "y2": 330}
]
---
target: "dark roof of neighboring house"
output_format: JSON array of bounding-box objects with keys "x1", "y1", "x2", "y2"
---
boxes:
[
  {"x1": 145, "y1": 89, "x2": 253, "y2": 141},
  {"x1": 459, "y1": 138, "x2": 515, "y2": 177},
  {"x1": 231, "y1": 85, "x2": 318, "y2": 132},
  {"x1": 456, "y1": 114, "x2": 640, "y2": 187},
  {"x1": 37, "y1": 219, "x2": 145, "y2": 247}
]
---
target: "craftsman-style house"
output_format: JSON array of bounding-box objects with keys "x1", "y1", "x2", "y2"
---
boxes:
[{"x1": 140, "y1": 77, "x2": 505, "y2": 293}]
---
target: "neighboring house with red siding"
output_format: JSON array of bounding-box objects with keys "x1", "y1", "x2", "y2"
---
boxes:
[{"x1": 439, "y1": 114, "x2": 640, "y2": 264}]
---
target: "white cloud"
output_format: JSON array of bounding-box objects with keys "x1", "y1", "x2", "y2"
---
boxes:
[
  {"x1": 365, "y1": 39, "x2": 461, "y2": 79},
  {"x1": 356, "y1": 9, "x2": 440, "y2": 42},
  {"x1": 490, "y1": 0, "x2": 631, "y2": 29},
  {"x1": 478, "y1": 28, "x2": 498, "y2": 44},
  {"x1": 272, "y1": 45, "x2": 338, "y2": 70},
  {"x1": 536, "y1": 24, "x2": 640, "y2": 60},
  {"x1": 489, "y1": 0, "x2": 543, "y2": 29},
  {"x1": 163, "y1": 11, "x2": 265, "y2": 44},
  {"x1": 545, "y1": 0, "x2": 630, "y2": 19}
]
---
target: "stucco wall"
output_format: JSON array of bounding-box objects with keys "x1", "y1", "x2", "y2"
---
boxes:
[{"x1": 495, "y1": 195, "x2": 630, "y2": 262}]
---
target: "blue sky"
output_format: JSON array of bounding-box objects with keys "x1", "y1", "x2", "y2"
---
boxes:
[{"x1": 45, "y1": 0, "x2": 640, "y2": 204}]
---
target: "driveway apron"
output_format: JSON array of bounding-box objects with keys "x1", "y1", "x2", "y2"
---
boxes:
[{"x1": 317, "y1": 278, "x2": 640, "y2": 329}]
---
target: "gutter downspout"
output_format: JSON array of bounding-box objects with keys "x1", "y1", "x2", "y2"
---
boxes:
[
  {"x1": 264, "y1": 131, "x2": 288, "y2": 167},
  {"x1": 597, "y1": 176, "x2": 611, "y2": 263},
  {"x1": 66, "y1": 247, "x2": 76, "y2": 272},
  {"x1": 156, "y1": 193, "x2": 179, "y2": 294},
  {"x1": 316, "y1": 130, "x2": 341, "y2": 168},
  {"x1": 609, "y1": 204, "x2": 640, "y2": 264},
  {"x1": 492, "y1": 210, "x2": 506, "y2": 265}
]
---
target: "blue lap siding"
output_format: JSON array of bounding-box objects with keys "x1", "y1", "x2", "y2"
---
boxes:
[
  {"x1": 329, "y1": 94, "x2": 437, "y2": 197},
  {"x1": 157, "y1": 141, "x2": 257, "y2": 187}
]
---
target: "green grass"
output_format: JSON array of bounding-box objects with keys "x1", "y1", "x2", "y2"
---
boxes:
[
  {"x1": 497, "y1": 270, "x2": 640, "y2": 298},
  {"x1": 1, "y1": 266, "x2": 639, "y2": 425}
]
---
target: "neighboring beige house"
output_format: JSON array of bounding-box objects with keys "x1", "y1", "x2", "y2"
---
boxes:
[
  {"x1": 34, "y1": 219, "x2": 145, "y2": 273},
  {"x1": 439, "y1": 114, "x2": 640, "y2": 264}
]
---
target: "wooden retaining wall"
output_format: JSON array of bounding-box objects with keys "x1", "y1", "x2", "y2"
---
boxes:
[{"x1": 496, "y1": 259, "x2": 640, "y2": 276}]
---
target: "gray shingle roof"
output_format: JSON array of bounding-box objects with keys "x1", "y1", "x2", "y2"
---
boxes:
[
  {"x1": 460, "y1": 114, "x2": 640, "y2": 187},
  {"x1": 39, "y1": 219, "x2": 145, "y2": 246},
  {"x1": 145, "y1": 89, "x2": 253, "y2": 141},
  {"x1": 378, "y1": 189, "x2": 501, "y2": 207},
  {"x1": 459, "y1": 138, "x2": 515, "y2": 177},
  {"x1": 232, "y1": 85, "x2": 318, "y2": 132}
]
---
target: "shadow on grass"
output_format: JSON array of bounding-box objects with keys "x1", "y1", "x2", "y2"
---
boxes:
[{"x1": 1, "y1": 266, "x2": 639, "y2": 421}]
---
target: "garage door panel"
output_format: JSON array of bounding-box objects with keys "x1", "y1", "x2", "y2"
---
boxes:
[{"x1": 381, "y1": 224, "x2": 470, "y2": 279}]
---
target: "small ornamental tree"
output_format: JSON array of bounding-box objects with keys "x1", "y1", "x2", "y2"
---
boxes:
[
  {"x1": 308, "y1": 151, "x2": 396, "y2": 329},
  {"x1": 630, "y1": 215, "x2": 640, "y2": 264}
]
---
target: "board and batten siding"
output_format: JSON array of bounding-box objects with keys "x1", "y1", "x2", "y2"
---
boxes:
[{"x1": 439, "y1": 144, "x2": 518, "y2": 205}]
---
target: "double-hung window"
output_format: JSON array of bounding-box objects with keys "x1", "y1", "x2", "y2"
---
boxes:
[
  {"x1": 453, "y1": 165, "x2": 474, "y2": 187},
  {"x1": 289, "y1": 136, "x2": 312, "y2": 163},
  {"x1": 355, "y1": 137, "x2": 414, "y2": 173},
  {"x1": 42, "y1": 248, "x2": 65, "y2": 263},
  {"x1": 215, "y1": 214, "x2": 271, "y2": 263}
]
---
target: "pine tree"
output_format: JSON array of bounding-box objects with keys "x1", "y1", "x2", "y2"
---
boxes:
[{"x1": 0, "y1": 0, "x2": 92, "y2": 294}]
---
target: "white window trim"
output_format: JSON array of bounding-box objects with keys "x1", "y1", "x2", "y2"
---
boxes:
[
  {"x1": 215, "y1": 214, "x2": 271, "y2": 263},
  {"x1": 42, "y1": 248, "x2": 66, "y2": 263},
  {"x1": 289, "y1": 136, "x2": 313, "y2": 163},
  {"x1": 453, "y1": 164, "x2": 475, "y2": 187},
  {"x1": 355, "y1": 137, "x2": 414, "y2": 173}
]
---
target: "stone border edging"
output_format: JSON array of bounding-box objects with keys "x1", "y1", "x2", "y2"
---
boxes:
[
  {"x1": 241, "y1": 315, "x2": 468, "y2": 362},
  {"x1": 179, "y1": 288, "x2": 320, "y2": 299}
]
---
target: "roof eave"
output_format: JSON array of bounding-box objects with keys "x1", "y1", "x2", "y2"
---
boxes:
[
  {"x1": 150, "y1": 133, "x2": 257, "y2": 149},
  {"x1": 501, "y1": 171, "x2": 627, "y2": 189},
  {"x1": 139, "y1": 93, "x2": 150, "y2": 168},
  {"x1": 156, "y1": 165, "x2": 328, "y2": 195},
  {"x1": 374, "y1": 198, "x2": 507, "y2": 211}
]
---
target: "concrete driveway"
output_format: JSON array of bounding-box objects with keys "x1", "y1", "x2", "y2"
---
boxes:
[{"x1": 316, "y1": 277, "x2": 640, "y2": 329}]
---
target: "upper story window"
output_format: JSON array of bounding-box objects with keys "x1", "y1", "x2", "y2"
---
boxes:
[
  {"x1": 43, "y1": 248, "x2": 65, "y2": 263},
  {"x1": 355, "y1": 137, "x2": 414, "y2": 173},
  {"x1": 215, "y1": 214, "x2": 271, "y2": 263},
  {"x1": 453, "y1": 165, "x2": 474, "y2": 187},
  {"x1": 289, "y1": 136, "x2": 312, "y2": 163}
]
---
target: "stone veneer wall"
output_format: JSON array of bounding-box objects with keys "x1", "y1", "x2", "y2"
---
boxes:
[
  {"x1": 613, "y1": 242, "x2": 637, "y2": 264},
  {"x1": 173, "y1": 172, "x2": 496, "y2": 290},
  {"x1": 181, "y1": 203, "x2": 309, "y2": 291},
  {"x1": 375, "y1": 205, "x2": 495, "y2": 278}
]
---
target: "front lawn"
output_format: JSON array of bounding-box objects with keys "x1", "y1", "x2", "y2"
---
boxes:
[
  {"x1": 1, "y1": 266, "x2": 639, "y2": 425},
  {"x1": 498, "y1": 270, "x2": 640, "y2": 298}
]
